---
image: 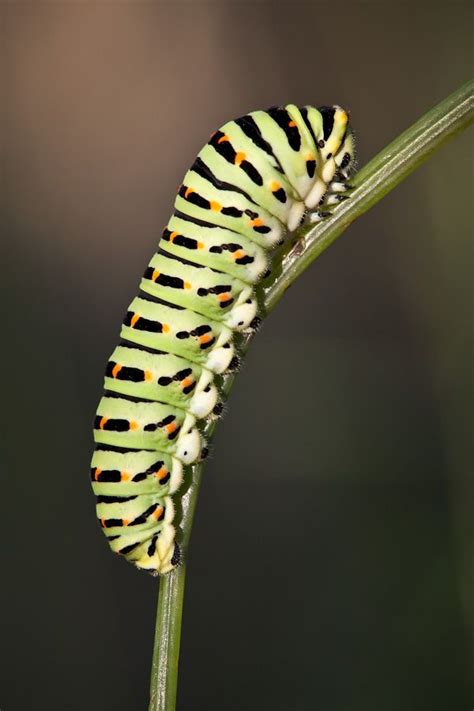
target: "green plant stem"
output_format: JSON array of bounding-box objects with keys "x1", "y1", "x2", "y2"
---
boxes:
[
  {"x1": 149, "y1": 564, "x2": 185, "y2": 711},
  {"x1": 148, "y1": 79, "x2": 473, "y2": 711}
]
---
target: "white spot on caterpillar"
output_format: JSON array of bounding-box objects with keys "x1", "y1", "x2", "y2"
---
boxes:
[
  {"x1": 175, "y1": 427, "x2": 201, "y2": 464},
  {"x1": 163, "y1": 496, "x2": 175, "y2": 523},
  {"x1": 324, "y1": 194, "x2": 341, "y2": 206},
  {"x1": 246, "y1": 251, "x2": 268, "y2": 282},
  {"x1": 304, "y1": 178, "x2": 327, "y2": 209},
  {"x1": 329, "y1": 181, "x2": 346, "y2": 193},
  {"x1": 287, "y1": 201, "x2": 306, "y2": 231},
  {"x1": 156, "y1": 521, "x2": 176, "y2": 568},
  {"x1": 321, "y1": 157, "x2": 336, "y2": 184},
  {"x1": 169, "y1": 457, "x2": 183, "y2": 494},
  {"x1": 224, "y1": 300, "x2": 257, "y2": 330},
  {"x1": 206, "y1": 343, "x2": 235, "y2": 373},
  {"x1": 189, "y1": 382, "x2": 218, "y2": 418},
  {"x1": 262, "y1": 223, "x2": 285, "y2": 247}
]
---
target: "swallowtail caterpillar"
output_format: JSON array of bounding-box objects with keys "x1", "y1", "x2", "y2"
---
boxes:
[{"x1": 91, "y1": 104, "x2": 356, "y2": 574}]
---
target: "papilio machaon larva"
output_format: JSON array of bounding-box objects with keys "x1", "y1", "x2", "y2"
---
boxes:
[{"x1": 91, "y1": 104, "x2": 356, "y2": 575}]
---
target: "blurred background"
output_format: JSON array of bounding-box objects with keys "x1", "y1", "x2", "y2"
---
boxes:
[{"x1": 2, "y1": 2, "x2": 473, "y2": 709}]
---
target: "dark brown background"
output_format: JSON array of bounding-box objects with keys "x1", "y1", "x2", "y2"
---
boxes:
[{"x1": 2, "y1": 2, "x2": 473, "y2": 709}]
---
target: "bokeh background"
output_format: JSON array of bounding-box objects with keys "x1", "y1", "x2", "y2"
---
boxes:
[{"x1": 2, "y1": 2, "x2": 473, "y2": 709}]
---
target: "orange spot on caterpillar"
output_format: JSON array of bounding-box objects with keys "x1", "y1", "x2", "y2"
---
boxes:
[
  {"x1": 129, "y1": 420, "x2": 139, "y2": 431},
  {"x1": 121, "y1": 471, "x2": 131, "y2": 482},
  {"x1": 184, "y1": 187, "x2": 194, "y2": 198},
  {"x1": 218, "y1": 292, "x2": 231, "y2": 302},
  {"x1": 94, "y1": 468, "x2": 102, "y2": 481},
  {"x1": 181, "y1": 376, "x2": 193, "y2": 389},
  {"x1": 197, "y1": 241, "x2": 205, "y2": 249},
  {"x1": 165, "y1": 422, "x2": 177, "y2": 434},
  {"x1": 210, "y1": 200, "x2": 221, "y2": 212},
  {"x1": 152, "y1": 270, "x2": 160, "y2": 281},
  {"x1": 233, "y1": 250, "x2": 244, "y2": 261},
  {"x1": 130, "y1": 313, "x2": 140, "y2": 328},
  {"x1": 250, "y1": 218, "x2": 263, "y2": 227},
  {"x1": 199, "y1": 333, "x2": 212, "y2": 344},
  {"x1": 235, "y1": 152, "x2": 246, "y2": 166},
  {"x1": 218, "y1": 134, "x2": 230, "y2": 143},
  {"x1": 270, "y1": 181, "x2": 281, "y2": 191},
  {"x1": 288, "y1": 120, "x2": 296, "y2": 127},
  {"x1": 163, "y1": 324, "x2": 170, "y2": 333},
  {"x1": 155, "y1": 467, "x2": 168, "y2": 481},
  {"x1": 153, "y1": 506, "x2": 164, "y2": 520},
  {"x1": 184, "y1": 281, "x2": 192, "y2": 289},
  {"x1": 99, "y1": 416, "x2": 108, "y2": 430},
  {"x1": 122, "y1": 519, "x2": 130, "y2": 526},
  {"x1": 170, "y1": 231, "x2": 179, "y2": 242},
  {"x1": 112, "y1": 363, "x2": 122, "y2": 379},
  {"x1": 144, "y1": 370, "x2": 153, "y2": 382},
  {"x1": 101, "y1": 518, "x2": 106, "y2": 528}
]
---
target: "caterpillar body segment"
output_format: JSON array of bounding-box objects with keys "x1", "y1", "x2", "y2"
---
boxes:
[
  {"x1": 163, "y1": 217, "x2": 269, "y2": 283},
  {"x1": 176, "y1": 177, "x2": 285, "y2": 248},
  {"x1": 141, "y1": 252, "x2": 253, "y2": 322},
  {"x1": 120, "y1": 297, "x2": 235, "y2": 372},
  {"x1": 104, "y1": 346, "x2": 218, "y2": 416},
  {"x1": 91, "y1": 449, "x2": 183, "y2": 495},
  {"x1": 92, "y1": 103, "x2": 356, "y2": 574}
]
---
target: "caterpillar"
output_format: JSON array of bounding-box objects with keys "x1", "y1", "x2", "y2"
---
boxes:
[{"x1": 91, "y1": 104, "x2": 356, "y2": 575}]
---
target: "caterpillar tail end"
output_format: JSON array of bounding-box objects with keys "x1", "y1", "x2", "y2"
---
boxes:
[{"x1": 132, "y1": 525, "x2": 182, "y2": 576}]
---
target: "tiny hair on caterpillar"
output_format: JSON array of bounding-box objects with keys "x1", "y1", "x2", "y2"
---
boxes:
[{"x1": 91, "y1": 104, "x2": 356, "y2": 575}]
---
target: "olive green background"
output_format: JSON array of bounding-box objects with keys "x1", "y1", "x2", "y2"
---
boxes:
[{"x1": 2, "y1": 2, "x2": 473, "y2": 709}]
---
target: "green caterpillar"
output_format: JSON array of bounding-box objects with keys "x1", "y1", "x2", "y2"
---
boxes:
[{"x1": 91, "y1": 104, "x2": 356, "y2": 575}]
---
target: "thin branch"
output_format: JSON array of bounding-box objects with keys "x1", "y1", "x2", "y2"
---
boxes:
[
  {"x1": 149, "y1": 565, "x2": 185, "y2": 711},
  {"x1": 148, "y1": 79, "x2": 474, "y2": 711}
]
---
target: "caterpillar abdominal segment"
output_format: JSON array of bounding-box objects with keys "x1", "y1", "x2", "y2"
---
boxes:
[{"x1": 91, "y1": 103, "x2": 356, "y2": 575}]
